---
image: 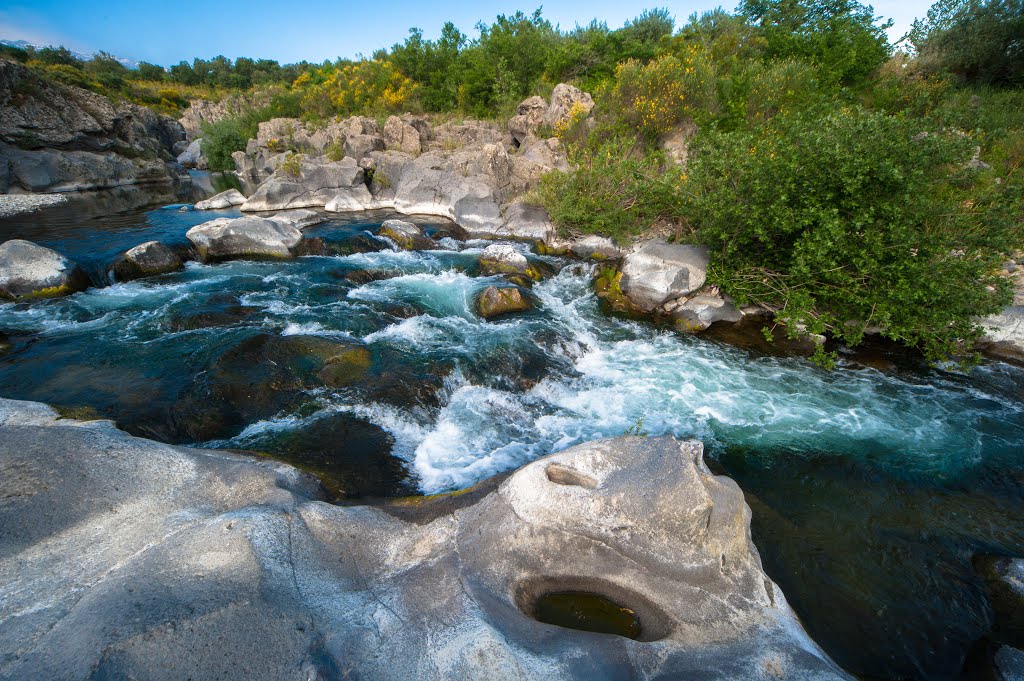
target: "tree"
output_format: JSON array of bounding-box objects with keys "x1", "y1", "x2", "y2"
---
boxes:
[
  {"x1": 908, "y1": 0, "x2": 1024, "y2": 86},
  {"x1": 738, "y1": 0, "x2": 892, "y2": 85},
  {"x1": 136, "y1": 61, "x2": 166, "y2": 81}
]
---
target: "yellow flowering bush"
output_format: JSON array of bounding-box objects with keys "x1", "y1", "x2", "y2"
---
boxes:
[
  {"x1": 294, "y1": 59, "x2": 417, "y2": 118},
  {"x1": 611, "y1": 51, "x2": 717, "y2": 138}
]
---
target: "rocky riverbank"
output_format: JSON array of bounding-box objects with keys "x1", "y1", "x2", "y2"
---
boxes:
[
  {"x1": 0, "y1": 59, "x2": 190, "y2": 193},
  {"x1": 0, "y1": 397, "x2": 851, "y2": 680}
]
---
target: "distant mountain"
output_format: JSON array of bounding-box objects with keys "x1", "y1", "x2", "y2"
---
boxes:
[{"x1": 0, "y1": 38, "x2": 139, "y2": 69}]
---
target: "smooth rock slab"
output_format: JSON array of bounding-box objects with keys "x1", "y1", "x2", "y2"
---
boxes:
[
  {"x1": 0, "y1": 239, "x2": 88, "y2": 299},
  {"x1": 186, "y1": 216, "x2": 303, "y2": 262},
  {"x1": 620, "y1": 240, "x2": 709, "y2": 312},
  {"x1": 0, "y1": 399, "x2": 850, "y2": 681},
  {"x1": 194, "y1": 188, "x2": 246, "y2": 210}
]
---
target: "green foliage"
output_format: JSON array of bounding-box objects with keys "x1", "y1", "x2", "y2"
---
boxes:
[
  {"x1": 683, "y1": 107, "x2": 1018, "y2": 361},
  {"x1": 624, "y1": 415, "x2": 650, "y2": 436},
  {"x1": 908, "y1": 0, "x2": 1024, "y2": 86},
  {"x1": 535, "y1": 128, "x2": 685, "y2": 243},
  {"x1": 280, "y1": 152, "x2": 302, "y2": 177},
  {"x1": 200, "y1": 118, "x2": 248, "y2": 172},
  {"x1": 738, "y1": 0, "x2": 892, "y2": 86}
]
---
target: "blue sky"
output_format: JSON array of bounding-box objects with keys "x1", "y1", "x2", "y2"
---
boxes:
[{"x1": 1, "y1": 1, "x2": 934, "y2": 66}]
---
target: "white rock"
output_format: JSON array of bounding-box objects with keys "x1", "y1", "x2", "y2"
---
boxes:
[
  {"x1": 620, "y1": 240, "x2": 710, "y2": 312},
  {"x1": 186, "y1": 216, "x2": 303, "y2": 261},
  {"x1": 194, "y1": 188, "x2": 246, "y2": 210}
]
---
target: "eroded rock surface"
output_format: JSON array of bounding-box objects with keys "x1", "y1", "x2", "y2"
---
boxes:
[
  {"x1": 110, "y1": 241, "x2": 183, "y2": 282},
  {"x1": 194, "y1": 188, "x2": 246, "y2": 210},
  {"x1": 0, "y1": 400, "x2": 850, "y2": 680},
  {"x1": 186, "y1": 216, "x2": 303, "y2": 262},
  {"x1": 620, "y1": 240, "x2": 710, "y2": 312},
  {"x1": 0, "y1": 239, "x2": 88, "y2": 298}
]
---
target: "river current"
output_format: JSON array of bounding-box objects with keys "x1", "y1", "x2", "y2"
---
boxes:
[{"x1": 1, "y1": 187, "x2": 1022, "y2": 679}]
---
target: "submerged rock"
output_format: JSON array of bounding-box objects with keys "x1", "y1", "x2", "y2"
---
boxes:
[
  {"x1": 476, "y1": 286, "x2": 533, "y2": 319},
  {"x1": 0, "y1": 404, "x2": 851, "y2": 681},
  {"x1": 0, "y1": 239, "x2": 89, "y2": 299},
  {"x1": 110, "y1": 241, "x2": 184, "y2": 282},
  {"x1": 186, "y1": 216, "x2": 303, "y2": 262},
  {"x1": 619, "y1": 240, "x2": 709, "y2": 312},
  {"x1": 194, "y1": 188, "x2": 246, "y2": 210},
  {"x1": 377, "y1": 219, "x2": 435, "y2": 251}
]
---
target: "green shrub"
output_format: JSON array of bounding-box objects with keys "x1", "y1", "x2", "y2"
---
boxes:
[
  {"x1": 535, "y1": 130, "x2": 686, "y2": 243},
  {"x1": 324, "y1": 142, "x2": 344, "y2": 161},
  {"x1": 200, "y1": 118, "x2": 248, "y2": 171},
  {"x1": 683, "y1": 107, "x2": 1018, "y2": 362},
  {"x1": 280, "y1": 152, "x2": 302, "y2": 177}
]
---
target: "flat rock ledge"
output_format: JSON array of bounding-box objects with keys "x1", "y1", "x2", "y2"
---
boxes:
[
  {"x1": 0, "y1": 398, "x2": 849, "y2": 681},
  {"x1": 0, "y1": 193, "x2": 68, "y2": 218}
]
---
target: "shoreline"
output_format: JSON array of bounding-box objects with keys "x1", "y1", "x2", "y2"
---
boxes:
[{"x1": 0, "y1": 193, "x2": 68, "y2": 218}]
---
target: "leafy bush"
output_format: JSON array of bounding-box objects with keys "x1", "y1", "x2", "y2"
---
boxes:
[
  {"x1": 293, "y1": 58, "x2": 417, "y2": 119},
  {"x1": 534, "y1": 130, "x2": 685, "y2": 243},
  {"x1": 683, "y1": 107, "x2": 1018, "y2": 361},
  {"x1": 200, "y1": 118, "x2": 248, "y2": 171}
]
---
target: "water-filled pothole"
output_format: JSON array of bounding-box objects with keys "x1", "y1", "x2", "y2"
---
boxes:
[{"x1": 534, "y1": 591, "x2": 642, "y2": 639}]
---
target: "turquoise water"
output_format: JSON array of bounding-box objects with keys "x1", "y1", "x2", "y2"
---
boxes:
[{"x1": 0, "y1": 193, "x2": 1022, "y2": 679}]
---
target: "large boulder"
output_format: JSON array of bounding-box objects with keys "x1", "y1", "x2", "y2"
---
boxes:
[
  {"x1": 666, "y1": 286, "x2": 744, "y2": 333},
  {"x1": 545, "y1": 83, "x2": 595, "y2": 129},
  {"x1": 508, "y1": 95, "x2": 548, "y2": 146},
  {"x1": 110, "y1": 241, "x2": 183, "y2": 282},
  {"x1": 1, "y1": 148, "x2": 182, "y2": 193},
  {"x1": 494, "y1": 201, "x2": 556, "y2": 243},
  {"x1": 479, "y1": 244, "x2": 535, "y2": 278},
  {"x1": 240, "y1": 158, "x2": 365, "y2": 211},
  {"x1": 620, "y1": 240, "x2": 710, "y2": 312},
  {"x1": 269, "y1": 209, "x2": 325, "y2": 230},
  {"x1": 194, "y1": 188, "x2": 246, "y2": 210},
  {"x1": 0, "y1": 239, "x2": 88, "y2": 299},
  {"x1": 476, "y1": 286, "x2": 532, "y2": 318},
  {"x1": 383, "y1": 116, "x2": 423, "y2": 155},
  {"x1": 175, "y1": 139, "x2": 205, "y2": 168},
  {"x1": 377, "y1": 219, "x2": 435, "y2": 250},
  {"x1": 0, "y1": 400, "x2": 850, "y2": 681},
  {"x1": 981, "y1": 307, "x2": 1024, "y2": 363},
  {"x1": 186, "y1": 216, "x2": 303, "y2": 262}
]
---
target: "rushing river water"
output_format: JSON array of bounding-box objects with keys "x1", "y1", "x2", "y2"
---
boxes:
[{"x1": 1, "y1": 186, "x2": 1023, "y2": 680}]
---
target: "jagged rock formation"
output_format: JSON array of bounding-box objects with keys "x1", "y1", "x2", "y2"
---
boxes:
[
  {"x1": 0, "y1": 398, "x2": 850, "y2": 680},
  {"x1": 0, "y1": 59, "x2": 188, "y2": 193}
]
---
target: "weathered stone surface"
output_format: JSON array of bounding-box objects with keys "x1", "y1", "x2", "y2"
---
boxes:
[
  {"x1": 186, "y1": 216, "x2": 303, "y2": 262},
  {"x1": 477, "y1": 285, "x2": 532, "y2": 318},
  {"x1": 976, "y1": 556, "x2": 1024, "y2": 647},
  {"x1": 0, "y1": 401, "x2": 850, "y2": 681},
  {"x1": 657, "y1": 119, "x2": 698, "y2": 168},
  {"x1": 383, "y1": 116, "x2": 422, "y2": 155},
  {"x1": 569, "y1": 235, "x2": 625, "y2": 260},
  {"x1": 240, "y1": 158, "x2": 365, "y2": 212},
  {"x1": 670, "y1": 286, "x2": 744, "y2": 333},
  {"x1": 620, "y1": 240, "x2": 710, "y2": 312},
  {"x1": 981, "y1": 307, "x2": 1024, "y2": 363},
  {"x1": 377, "y1": 219, "x2": 435, "y2": 251},
  {"x1": 494, "y1": 201, "x2": 556, "y2": 243},
  {"x1": 1, "y1": 148, "x2": 182, "y2": 193},
  {"x1": 0, "y1": 239, "x2": 88, "y2": 298},
  {"x1": 110, "y1": 241, "x2": 183, "y2": 282},
  {"x1": 175, "y1": 138, "x2": 204, "y2": 168},
  {"x1": 344, "y1": 132, "x2": 385, "y2": 161},
  {"x1": 479, "y1": 244, "x2": 533, "y2": 278},
  {"x1": 508, "y1": 95, "x2": 548, "y2": 146},
  {"x1": 194, "y1": 188, "x2": 246, "y2": 210},
  {"x1": 545, "y1": 83, "x2": 595, "y2": 129},
  {"x1": 994, "y1": 646, "x2": 1024, "y2": 681},
  {"x1": 269, "y1": 209, "x2": 325, "y2": 230}
]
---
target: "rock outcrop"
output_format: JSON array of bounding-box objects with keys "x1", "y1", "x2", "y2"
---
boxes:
[
  {"x1": 194, "y1": 188, "x2": 246, "y2": 210},
  {"x1": 619, "y1": 240, "x2": 710, "y2": 312},
  {"x1": 240, "y1": 157, "x2": 366, "y2": 212},
  {"x1": 175, "y1": 138, "x2": 205, "y2": 169},
  {"x1": 0, "y1": 398, "x2": 850, "y2": 681},
  {"x1": 186, "y1": 216, "x2": 303, "y2": 262},
  {"x1": 981, "y1": 307, "x2": 1024, "y2": 363},
  {"x1": 110, "y1": 241, "x2": 183, "y2": 282},
  {"x1": 0, "y1": 59, "x2": 188, "y2": 193},
  {"x1": 0, "y1": 239, "x2": 88, "y2": 298}
]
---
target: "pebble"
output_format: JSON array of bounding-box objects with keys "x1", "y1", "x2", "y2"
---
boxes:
[{"x1": 0, "y1": 193, "x2": 68, "y2": 218}]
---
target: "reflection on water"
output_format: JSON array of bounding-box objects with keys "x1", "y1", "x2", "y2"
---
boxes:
[{"x1": 0, "y1": 193, "x2": 1022, "y2": 680}]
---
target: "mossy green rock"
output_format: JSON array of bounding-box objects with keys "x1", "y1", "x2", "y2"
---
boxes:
[
  {"x1": 377, "y1": 220, "x2": 435, "y2": 250},
  {"x1": 476, "y1": 286, "x2": 532, "y2": 319},
  {"x1": 317, "y1": 346, "x2": 373, "y2": 387}
]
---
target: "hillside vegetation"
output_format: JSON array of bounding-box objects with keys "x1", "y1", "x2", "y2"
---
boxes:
[{"x1": 7, "y1": 0, "x2": 1023, "y2": 363}]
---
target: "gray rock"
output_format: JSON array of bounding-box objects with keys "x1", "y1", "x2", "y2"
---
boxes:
[
  {"x1": 670, "y1": 286, "x2": 744, "y2": 333},
  {"x1": 194, "y1": 188, "x2": 246, "y2": 210},
  {"x1": 0, "y1": 239, "x2": 88, "y2": 298},
  {"x1": 494, "y1": 201, "x2": 556, "y2": 243},
  {"x1": 657, "y1": 120, "x2": 698, "y2": 168},
  {"x1": 569, "y1": 235, "x2": 625, "y2": 260},
  {"x1": 377, "y1": 219, "x2": 435, "y2": 250},
  {"x1": 269, "y1": 209, "x2": 325, "y2": 230},
  {"x1": 344, "y1": 133, "x2": 385, "y2": 162},
  {"x1": 981, "y1": 307, "x2": 1024, "y2": 363},
  {"x1": 186, "y1": 216, "x2": 303, "y2": 262},
  {"x1": 110, "y1": 241, "x2": 183, "y2": 282},
  {"x1": 620, "y1": 240, "x2": 710, "y2": 312},
  {"x1": 995, "y1": 646, "x2": 1024, "y2": 681},
  {"x1": 545, "y1": 83, "x2": 595, "y2": 129},
  {"x1": 0, "y1": 399, "x2": 850, "y2": 681},
  {"x1": 383, "y1": 116, "x2": 422, "y2": 154},
  {"x1": 1, "y1": 148, "x2": 179, "y2": 193},
  {"x1": 176, "y1": 139, "x2": 204, "y2": 168},
  {"x1": 508, "y1": 95, "x2": 548, "y2": 146},
  {"x1": 240, "y1": 158, "x2": 365, "y2": 211}
]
